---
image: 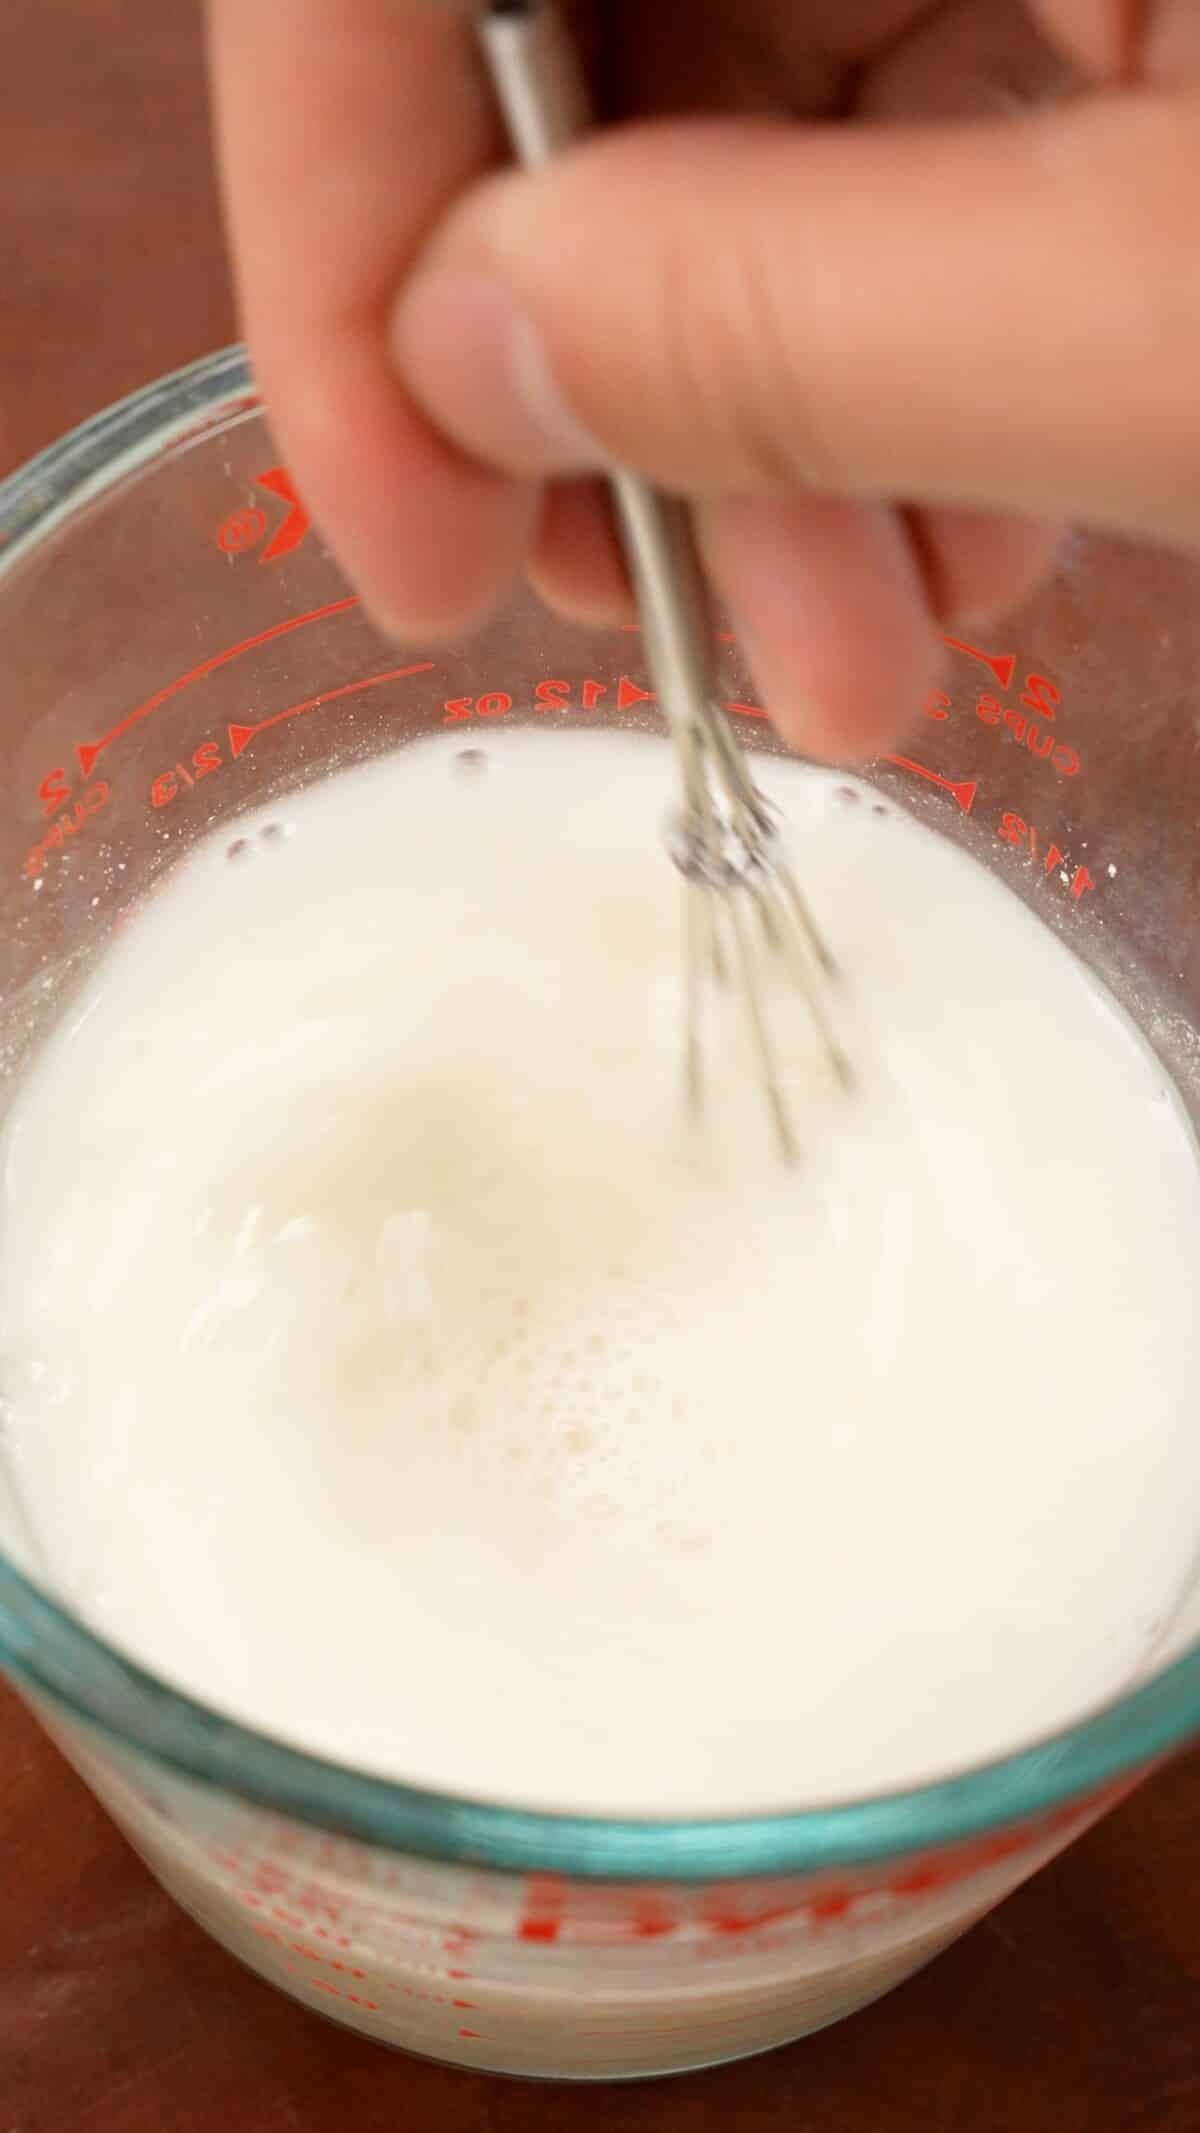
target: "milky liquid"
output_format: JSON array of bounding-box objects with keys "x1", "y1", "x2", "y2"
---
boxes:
[{"x1": 2, "y1": 730, "x2": 1198, "y2": 1817}]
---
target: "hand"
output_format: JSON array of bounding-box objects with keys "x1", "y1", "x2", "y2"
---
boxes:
[{"x1": 207, "y1": 2, "x2": 1200, "y2": 759}]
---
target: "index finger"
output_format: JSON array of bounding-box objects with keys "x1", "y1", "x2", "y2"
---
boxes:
[{"x1": 206, "y1": 0, "x2": 538, "y2": 634}]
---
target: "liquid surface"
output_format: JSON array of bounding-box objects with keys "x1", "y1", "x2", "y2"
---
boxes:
[{"x1": 3, "y1": 730, "x2": 1199, "y2": 1815}]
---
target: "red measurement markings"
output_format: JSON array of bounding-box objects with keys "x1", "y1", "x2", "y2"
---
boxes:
[
  {"x1": 290, "y1": 1968, "x2": 380, "y2": 2014},
  {"x1": 237, "y1": 1893, "x2": 353, "y2": 1946},
  {"x1": 38, "y1": 767, "x2": 74, "y2": 818},
  {"x1": 215, "y1": 466, "x2": 312, "y2": 564},
  {"x1": 997, "y1": 812, "x2": 1097, "y2": 901},
  {"x1": 216, "y1": 506, "x2": 267, "y2": 556},
  {"x1": 1020, "y1": 672, "x2": 1062, "y2": 721},
  {"x1": 252, "y1": 467, "x2": 311, "y2": 562},
  {"x1": 614, "y1": 634, "x2": 1056, "y2": 777},
  {"x1": 446, "y1": 677, "x2": 765, "y2": 725},
  {"x1": 389, "y1": 1983, "x2": 479, "y2": 2010},
  {"x1": 940, "y1": 636, "x2": 1080, "y2": 778},
  {"x1": 505, "y1": 1778, "x2": 1139, "y2": 1955},
  {"x1": 227, "y1": 661, "x2": 435, "y2": 762},
  {"x1": 244, "y1": 1860, "x2": 290, "y2": 1900},
  {"x1": 698, "y1": 1780, "x2": 1133, "y2": 1941},
  {"x1": 701, "y1": 1893, "x2": 816, "y2": 1938},
  {"x1": 148, "y1": 663, "x2": 433, "y2": 800},
  {"x1": 941, "y1": 633, "x2": 1017, "y2": 690},
  {"x1": 287, "y1": 1887, "x2": 346, "y2": 1928},
  {"x1": 627, "y1": 1896, "x2": 676, "y2": 1939},
  {"x1": 517, "y1": 1874, "x2": 569, "y2": 1945},
  {"x1": 446, "y1": 683, "x2": 979, "y2": 824},
  {"x1": 151, "y1": 741, "x2": 223, "y2": 809},
  {"x1": 884, "y1": 755, "x2": 978, "y2": 815},
  {"x1": 975, "y1": 695, "x2": 1078, "y2": 776},
  {"x1": 70, "y1": 596, "x2": 361, "y2": 780},
  {"x1": 24, "y1": 781, "x2": 110, "y2": 879},
  {"x1": 252, "y1": 1924, "x2": 366, "y2": 1977},
  {"x1": 886, "y1": 1777, "x2": 1136, "y2": 1897},
  {"x1": 445, "y1": 675, "x2": 655, "y2": 721},
  {"x1": 444, "y1": 689, "x2": 515, "y2": 721}
]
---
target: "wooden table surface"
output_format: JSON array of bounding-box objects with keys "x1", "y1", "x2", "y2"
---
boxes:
[{"x1": 1, "y1": 5, "x2": 1197, "y2": 2127}]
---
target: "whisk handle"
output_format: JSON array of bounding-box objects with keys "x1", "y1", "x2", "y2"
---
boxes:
[{"x1": 476, "y1": 2, "x2": 722, "y2": 808}]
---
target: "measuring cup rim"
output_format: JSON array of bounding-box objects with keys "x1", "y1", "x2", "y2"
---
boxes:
[
  {"x1": 3, "y1": 1533, "x2": 1198, "y2": 1880},
  {"x1": 2, "y1": 350, "x2": 1198, "y2": 1882}
]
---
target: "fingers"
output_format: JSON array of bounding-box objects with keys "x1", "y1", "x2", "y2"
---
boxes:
[
  {"x1": 527, "y1": 480, "x2": 634, "y2": 623},
  {"x1": 701, "y1": 496, "x2": 940, "y2": 760},
  {"x1": 212, "y1": 0, "x2": 1199, "y2": 769},
  {"x1": 1030, "y1": 1, "x2": 1138, "y2": 75},
  {"x1": 1029, "y1": 1, "x2": 1200, "y2": 80},
  {"x1": 388, "y1": 97, "x2": 1200, "y2": 544},
  {"x1": 389, "y1": 88, "x2": 1193, "y2": 756},
  {"x1": 525, "y1": 478, "x2": 1058, "y2": 759},
  {"x1": 206, "y1": 0, "x2": 536, "y2": 636},
  {"x1": 903, "y1": 507, "x2": 1063, "y2": 625}
]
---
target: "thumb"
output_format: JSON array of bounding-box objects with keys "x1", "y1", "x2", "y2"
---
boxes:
[{"x1": 389, "y1": 97, "x2": 1200, "y2": 549}]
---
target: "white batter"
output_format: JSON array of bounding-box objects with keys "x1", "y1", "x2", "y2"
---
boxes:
[{"x1": 2, "y1": 730, "x2": 1198, "y2": 1814}]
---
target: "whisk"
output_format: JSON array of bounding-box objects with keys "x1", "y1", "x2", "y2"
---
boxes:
[{"x1": 478, "y1": 0, "x2": 850, "y2": 1162}]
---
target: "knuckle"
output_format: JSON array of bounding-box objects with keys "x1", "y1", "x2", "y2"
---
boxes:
[{"x1": 671, "y1": 219, "x2": 840, "y2": 493}]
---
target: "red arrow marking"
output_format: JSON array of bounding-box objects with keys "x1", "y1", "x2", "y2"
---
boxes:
[
  {"x1": 941, "y1": 635, "x2": 1016, "y2": 690},
  {"x1": 702, "y1": 1900, "x2": 810, "y2": 1936},
  {"x1": 255, "y1": 467, "x2": 312, "y2": 563},
  {"x1": 885, "y1": 754, "x2": 978, "y2": 814},
  {"x1": 616, "y1": 675, "x2": 655, "y2": 710},
  {"x1": 228, "y1": 663, "x2": 434, "y2": 760},
  {"x1": 723, "y1": 699, "x2": 768, "y2": 721},
  {"x1": 75, "y1": 597, "x2": 361, "y2": 776}
]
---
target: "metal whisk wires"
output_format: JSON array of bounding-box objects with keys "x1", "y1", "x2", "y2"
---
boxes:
[
  {"x1": 614, "y1": 487, "x2": 850, "y2": 1164},
  {"x1": 478, "y1": 0, "x2": 849, "y2": 1160},
  {"x1": 673, "y1": 707, "x2": 851, "y2": 1167}
]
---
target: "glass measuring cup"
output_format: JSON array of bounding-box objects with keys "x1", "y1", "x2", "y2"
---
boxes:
[{"x1": 1, "y1": 349, "x2": 1199, "y2": 2082}]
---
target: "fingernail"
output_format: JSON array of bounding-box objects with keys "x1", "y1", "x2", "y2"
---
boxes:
[{"x1": 389, "y1": 270, "x2": 602, "y2": 477}]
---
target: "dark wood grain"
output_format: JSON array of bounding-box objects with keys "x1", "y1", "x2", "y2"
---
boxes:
[{"x1": 1, "y1": 4, "x2": 1198, "y2": 2127}]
